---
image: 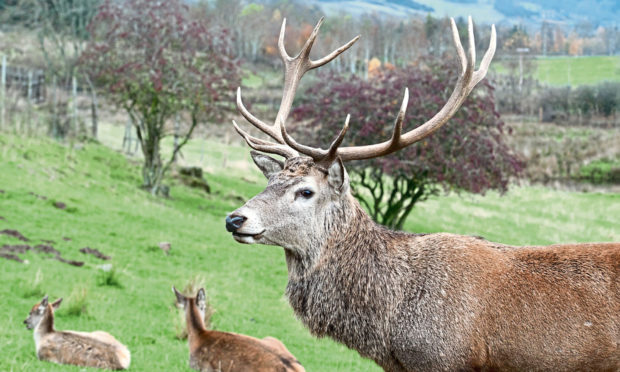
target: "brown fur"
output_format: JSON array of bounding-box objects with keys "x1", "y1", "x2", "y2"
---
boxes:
[
  {"x1": 229, "y1": 156, "x2": 620, "y2": 372},
  {"x1": 174, "y1": 287, "x2": 305, "y2": 372},
  {"x1": 24, "y1": 297, "x2": 130, "y2": 370}
]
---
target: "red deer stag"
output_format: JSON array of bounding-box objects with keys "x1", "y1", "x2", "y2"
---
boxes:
[{"x1": 225, "y1": 17, "x2": 620, "y2": 372}]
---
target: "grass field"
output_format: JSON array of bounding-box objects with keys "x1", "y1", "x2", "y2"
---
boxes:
[
  {"x1": 0, "y1": 133, "x2": 618, "y2": 371},
  {"x1": 495, "y1": 55, "x2": 620, "y2": 86}
]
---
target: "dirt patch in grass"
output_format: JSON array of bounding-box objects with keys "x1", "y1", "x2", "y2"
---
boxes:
[
  {"x1": 79, "y1": 247, "x2": 110, "y2": 260},
  {"x1": 0, "y1": 242, "x2": 84, "y2": 266},
  {"x1": 0, "y1": 229, "x2": 29, "y2": 241}
]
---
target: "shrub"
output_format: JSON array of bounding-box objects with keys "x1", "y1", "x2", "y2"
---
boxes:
[
  {"x1": 65, "y1": 285, "x2": 89, "y2": 317},
  {"x1": 596, "y1": 82, "x2": 620, "y2": 117},
  {"x1": 96, "y1": 264, "x2": 123, "y2": 288}
]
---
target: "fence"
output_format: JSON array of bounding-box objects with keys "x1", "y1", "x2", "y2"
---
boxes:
[{"x1": 1, "y1": 59, "x2": 46, "y2": 104}]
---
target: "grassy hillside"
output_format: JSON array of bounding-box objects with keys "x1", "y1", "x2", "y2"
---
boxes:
[
  {"x1": 0, "y1": 134, "x2": 378, "y2": 371},
  {"x1": 0, "y1": 133, "x2": 618, "y2": 371}
]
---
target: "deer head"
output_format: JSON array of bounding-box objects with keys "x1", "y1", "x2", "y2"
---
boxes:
[
  {"x1": 226, "y1": 17, "x2": 495, "y2": 259},
  {"x1": 173, "y1": 286, "x2": 207, "y2": 321},
  {"x1": 24, "y1": 295, "x2": 63, "y2": 330}
]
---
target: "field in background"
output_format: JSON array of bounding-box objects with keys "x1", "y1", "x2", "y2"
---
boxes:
[
  {"x1": 495, "y1": 55, "x2": 620, "y2": 86},
  {"x1": 535, "y1": 56, "x2": 620, "y2": 85},
  {"x1": 0, "y1": 132, "x2": 618, "y2": 371}
]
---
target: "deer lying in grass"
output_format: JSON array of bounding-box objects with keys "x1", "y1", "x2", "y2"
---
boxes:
[
  {"x1": 24, "y1": 295, "x2": 130, "y2": 370},
  {"x1": 172, "y1": 286, "x2": 305, "y2": 372},
  {"x1": 225, "y1": 17, "x2": 620, "y2": 371}
]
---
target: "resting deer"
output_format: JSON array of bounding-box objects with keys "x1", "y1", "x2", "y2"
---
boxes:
[
  {"x1": 23, "y1": 295, "x2": 130, "y2": 370},
  {"x1": 225, "y1": 17, "x2": 620, "y2": 371},
  {"x1": 172, "y1": 286, "x2": 305, "y2": 372}
]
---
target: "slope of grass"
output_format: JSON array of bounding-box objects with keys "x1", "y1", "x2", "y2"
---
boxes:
[
  {"x1": 0, "y1": 133, "x2": 618, "y2": 371},
  {"x1": 0, "y1": 134, "x2": 376, "y2": 371}
]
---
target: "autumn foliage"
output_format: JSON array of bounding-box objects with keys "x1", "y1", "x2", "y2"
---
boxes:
[{"x1": 293, "y1": 59, "x2": 523, "y2": 229}]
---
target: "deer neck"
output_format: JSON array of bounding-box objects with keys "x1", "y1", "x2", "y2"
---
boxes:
[
  {"x1": 284, "y1": 193, "x2": 374, "y2": 279},
  {"x1": 34, "y1": 307, "x2": 55, "y2": 349},
  {"x1": 185, "y1": 300, "x2": 207, "y2": 349},
  {"x1": 284, "y1": 195, "x2": 410, "y2": 361}
]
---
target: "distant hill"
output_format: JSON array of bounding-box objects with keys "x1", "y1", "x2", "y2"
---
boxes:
[{"x1": 306, "y1": 0, "x2": 619, "y2": 28}]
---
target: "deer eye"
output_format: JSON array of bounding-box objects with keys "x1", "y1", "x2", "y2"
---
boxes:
[{"x1": 296, "y1": 189, "x2": 314, "y2": 199}]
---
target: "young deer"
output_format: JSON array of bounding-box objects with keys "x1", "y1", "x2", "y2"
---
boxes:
[
  {"x1": 24, "y1": 295, "x2": 130, "y2": 370},
  {"x1": 172, "y1": 286, "x2": 305, "y2": 372},
  {"x1": 225, "y1": 17, "x2": 620, "y2": 371}
]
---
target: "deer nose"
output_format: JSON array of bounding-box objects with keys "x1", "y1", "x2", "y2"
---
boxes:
[{"x1": 226, "y1": 215, "x2": 246, "y2": 232}]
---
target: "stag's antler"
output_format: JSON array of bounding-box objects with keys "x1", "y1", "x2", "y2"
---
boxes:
[
  {"x1": 234, "y1": 17, "x2": 496, "y2": 167},
  {"x1": 233, "y1": 17, "x2": 359, "y2": 158}
]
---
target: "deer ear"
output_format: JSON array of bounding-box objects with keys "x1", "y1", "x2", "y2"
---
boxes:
[
  {"x1": 172, "y1": 286, "x2": 186, "y2": 308},
  {"x1": 51, "y1": 298, "x2": 63, "y2": 310},
  {"x1": 251, "y1": 151, "x2": 284, "y2": 179},
  {"x1": 40, "y1": 295, "x2": 49, "y2": 308},
  {"x1": 328, "y1": 157, "x2": 347, "y2": 193},
  {"x1": 196, "y1": 288, "x2": 206, "y2": 310}
]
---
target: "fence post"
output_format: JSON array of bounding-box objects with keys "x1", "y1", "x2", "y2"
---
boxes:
[
  {"x1": 51, "y1": 75, "x2": 58, "y2": 138},
  {"x1": 1, "y1": 56, "x2": 5, "y2": 130},
  {"x1": 26, "y1": 70, "x2": 34, "y2": 134},
  {"x1": 27, "y1": 70, "x2": 33, "y2": 102},
  {"x1": 71, "y1": 75, "x2": 78, "y2": 135}
]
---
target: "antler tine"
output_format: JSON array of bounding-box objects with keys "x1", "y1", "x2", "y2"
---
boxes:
[
  {"x1": 236, "y1": 88, "x2": 281, "y2": 142},
  {"x1": 450, "y1": 18, "x2": 467, "y2": 74},
  {"x1": 233, "y1": 120, "x2": 298, "y2": 159},
  {"x1": 298, "y1": 17, "x2": 324, "y2": 60},
  {"x1": 467, "y1": 16, "x2": 476, "y2": 73},
  {"x1": 473, "y1": 24, "x2": 496, "y2": 86},
  {"x1": 336, "y1": 18, "x2": 496, "y2": 162},
  {"x1": 325, "y1": 114, "x2": 351, "y2": 161},
  {"x1": 278, "y1": 18, "x2": 291, "y2": 62},
  {"x1": 280, "y1": 115, "x2": 350, "y2": 165},
  {"x1": 390, "y1": 88, "x2": 409, "y2": 145},
  {"x1": 311, "y1": 35, "x2": 361, "y2": 69}
]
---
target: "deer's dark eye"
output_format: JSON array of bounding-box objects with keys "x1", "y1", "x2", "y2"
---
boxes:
[{"x1": 296, "y1": 189, "x2": 314, "y2": 199}]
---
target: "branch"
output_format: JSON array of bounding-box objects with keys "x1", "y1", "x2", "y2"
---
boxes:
[
  {"x1": 161, "y1": 108, "x2": 199, "y2": 177},
  {"x1": 394, "y1": 181, "x2": 426, "y2": 230}
]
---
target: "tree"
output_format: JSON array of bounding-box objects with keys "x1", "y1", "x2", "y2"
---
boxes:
[
  {"x1": 81, "y1": 0, "x2": 240, "y2": 195},
  {"x1": 292, "y1": 60, "x2": 523, "y2": 229}
]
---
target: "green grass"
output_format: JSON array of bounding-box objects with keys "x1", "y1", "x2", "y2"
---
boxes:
[
  {"x1": 0, "y1": 133, "x2": 619, "y2": 371},
  {"x1": 579, "y1": 159, "x2": 620, "y2": 183},
  {"x1": 535, "y1": 56, "x2": 620, "y2": 86},
  {"x1": 0, "y1": 134, "x2": 375, "y2": 371},
  {"x1": 495, "y1": 55, "x2": 620, "y2": 86}
]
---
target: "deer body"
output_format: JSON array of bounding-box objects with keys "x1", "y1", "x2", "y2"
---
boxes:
[
  {"x1": 24, "y1": 296, "x2": 130, "y2": 370},
  {"x1": 288, "y1": 199, "x2": 619, "y2": 371},
  {"x1": 173, "y1": 287, "x2": 305, "y2": 372},
  {"x1": 226, "y1": 18, "x2": 620, "y2": 371}
]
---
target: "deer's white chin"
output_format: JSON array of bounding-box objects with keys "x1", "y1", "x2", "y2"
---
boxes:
[{"x1": 232, "y1": 231, "x2": 265, "y2": 244}]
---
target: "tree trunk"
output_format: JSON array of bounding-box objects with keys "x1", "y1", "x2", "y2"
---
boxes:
[
  {"x1": 135, "y1": 117, "x2": 166, "y2": 196},
  {"x1": 141, "y1": 135, "x2": 165, "y2": 195}
]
